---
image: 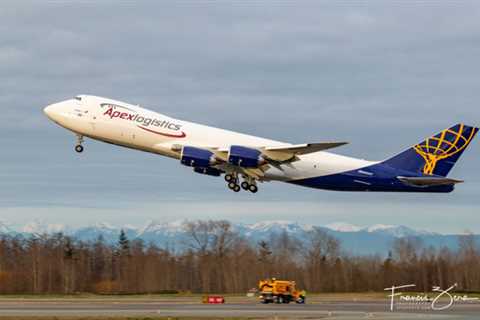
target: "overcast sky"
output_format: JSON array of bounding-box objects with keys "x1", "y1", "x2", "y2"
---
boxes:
[{"x1": 1, "y1": 1, "x2": 479, "y2": 233}]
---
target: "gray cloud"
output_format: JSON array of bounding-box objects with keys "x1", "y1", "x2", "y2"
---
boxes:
[{"x1": 1, "y1": 2, "x2": 479, "y2": 231}]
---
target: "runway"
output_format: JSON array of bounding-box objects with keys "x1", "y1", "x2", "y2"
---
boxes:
[{"x1": 0, "y1": 299, "x2": 479, "y2": 319}]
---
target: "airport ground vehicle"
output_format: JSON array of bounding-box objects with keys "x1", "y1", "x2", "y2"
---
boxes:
[{"x1": 258, "y1": 278, "x2": 306, "y2": 304}]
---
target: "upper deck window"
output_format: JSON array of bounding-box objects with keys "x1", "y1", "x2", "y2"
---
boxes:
[{"x1": 74, "y1": 96, "x2": 82, "y2": 101}]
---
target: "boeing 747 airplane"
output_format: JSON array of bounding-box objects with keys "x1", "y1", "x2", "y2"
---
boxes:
[{"x1": 44, "y1": 95, "x2": 478, "y2": 193}]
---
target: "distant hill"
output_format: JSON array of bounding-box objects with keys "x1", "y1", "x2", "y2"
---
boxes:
[{"x1": 0, "y1": 219, "x2": 476, "y2": 256}]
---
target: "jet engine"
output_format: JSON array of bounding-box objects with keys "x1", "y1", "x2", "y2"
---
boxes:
[
  {"x1": 228, "y1": 145, "x2": 264, "y2": 168},
  {"x1": 181, "y1": 146, "x2": 216, "y2": 168}
]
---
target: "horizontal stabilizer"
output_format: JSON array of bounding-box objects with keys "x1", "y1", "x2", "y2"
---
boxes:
[{"x1": 397, "y1": 176, "x2": 464, "y2": 187}]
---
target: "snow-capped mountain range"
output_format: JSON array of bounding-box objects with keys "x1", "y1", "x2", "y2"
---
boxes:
[{"x1": 0, "y1": 220, "x2": 474, "y2": 255}]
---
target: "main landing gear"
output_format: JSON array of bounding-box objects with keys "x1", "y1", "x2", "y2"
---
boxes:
[
  {"x1": 75, "y1": 135, "x2": 84, "y2": 153},
  {"x1": 225, "y1": 174, "x2": 240, "y2": 192},
  {"x1": 225, "y1": 174, "x2": 258, "y2": 193},
  {"x1": 242, "y1": 181, "x2": 258, "y2": 193}
]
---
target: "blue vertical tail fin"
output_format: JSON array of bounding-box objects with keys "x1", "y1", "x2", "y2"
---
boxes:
[{"x1": 383, "y1": 124, "x2": 478, "y2": 177}]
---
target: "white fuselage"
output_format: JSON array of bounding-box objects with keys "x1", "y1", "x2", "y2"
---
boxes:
[{"x1": 44, "y1": 95, "x2": 376, "y2": 183}]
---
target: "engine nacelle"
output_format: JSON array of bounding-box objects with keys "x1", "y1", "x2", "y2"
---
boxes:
[
  {"x1": 193, "y1": 167, "x2": 222, "y2": 177},
  {"x1": 181, "y1": 146, "x2": 215, "y2": 168},
  {"x1": 228, "y1": 145, "x2": 264, "y2": 168}
]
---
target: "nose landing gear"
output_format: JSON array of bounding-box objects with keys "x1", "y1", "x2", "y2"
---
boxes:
[{"x1": 75, "y1": 135, "x2": 84, "y2": 153}]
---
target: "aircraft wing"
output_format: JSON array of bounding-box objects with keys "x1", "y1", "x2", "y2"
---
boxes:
[
  {"x1": 215, "y1": 142, "x2": 347, "y2": 163},
  {"x1": 261, "y1": 142, "x2": 348, "y2": 162},
  {"x1": 162, "y1": 141, "x2": 347, "y2": 181},
  {"x1": 397, "y1": 176, "x2": 464, "y2": 187}
]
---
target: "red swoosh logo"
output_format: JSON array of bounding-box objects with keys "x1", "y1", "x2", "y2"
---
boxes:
[{"x1": 137, "y1": 125, "x2": 186, "y2": 138}]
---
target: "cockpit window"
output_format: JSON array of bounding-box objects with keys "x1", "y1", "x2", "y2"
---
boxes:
[{"x1": 75, "y1": 96, "x2": 82, "y2": 101}]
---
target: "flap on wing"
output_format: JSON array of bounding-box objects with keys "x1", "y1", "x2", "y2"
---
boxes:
[
  {"x1": 397, "y1": 176, "x2": 464, "y2": 187},
  {"x1": 262, "y1": 142, "x2": 348, "y2": 162},
  {"x1": 240, "y1": 167, "x2": 266, "y2": 180}
]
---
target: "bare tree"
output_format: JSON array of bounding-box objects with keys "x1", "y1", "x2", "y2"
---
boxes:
[
  {"x1": 0, "y1": 220, "x2": 477, "y2": 294},
  {"x1": 183, "y1": 220, "x2": 214, "y2": 255},
  {"x1": 457, "y1": 233, "x2": 479, "y2": 290}
]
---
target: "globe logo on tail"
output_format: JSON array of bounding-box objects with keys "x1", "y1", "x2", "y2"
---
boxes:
[{"x1": 414, "y1": 124, "x2": 476, "y2": 175}]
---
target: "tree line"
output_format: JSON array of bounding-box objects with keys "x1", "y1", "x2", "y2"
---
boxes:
[{"x1": 0, "y1": 220, "x2": 478, "y2": 294}]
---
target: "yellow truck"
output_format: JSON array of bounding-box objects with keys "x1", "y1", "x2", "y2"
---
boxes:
[{"x1": 258, "y1": 278, "x2": 306, "y2": 304}]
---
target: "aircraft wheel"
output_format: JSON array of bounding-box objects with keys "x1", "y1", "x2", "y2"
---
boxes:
[
  {"x1": 249, "y1": 184, "x2": 258, "y2": 193},
  {"x1": 228, "y1": 182, "x2": 236, "y2": 189},
  {"x1": 224, "y1": 174, "x2": 233, "y2": 182},
  {"x1": 233, "y1": 185, "x2": 241, "y2": 192},
  {"x1": 75, "y1": 145, "x2": 84, "y2": 153},
  {"x1": 241, "y1": 181, "x2": 249, "y2": 190}
]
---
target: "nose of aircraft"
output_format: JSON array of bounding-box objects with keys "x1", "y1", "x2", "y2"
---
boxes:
[
  {"x1": 43, "y1": 104, "x2": 53, "y2": 117},
  {"x1": 43, "y1": 102, "x2": 64, "y2": 122}
]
